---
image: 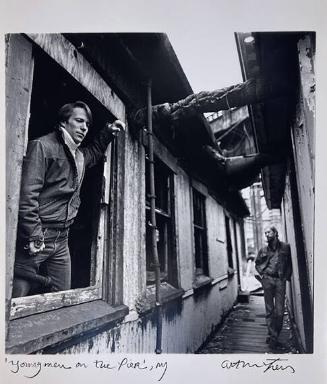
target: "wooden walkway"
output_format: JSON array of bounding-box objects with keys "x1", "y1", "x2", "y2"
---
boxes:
[{"x1": 198, "y1": 294, "x2": 298, "y2": 354}]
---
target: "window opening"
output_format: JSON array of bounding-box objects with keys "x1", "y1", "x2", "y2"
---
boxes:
[
  {"x1": 225, "y1": 215, "x2": 234, "y2": 269},
  {"x1": 192, "y1": 189, "x2": 209, "y2": 276},
  {"x1": 16, "y1": 45, "x2": 116, "y2": 295},
  {"x1": 145, "y1": 156, "x2": 176, "y2": 285}
]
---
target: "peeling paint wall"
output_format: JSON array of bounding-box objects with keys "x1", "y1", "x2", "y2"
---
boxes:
[
  {"x1": 123, "y1": 130, "x2": 146, "y2": 310},
  {"x1": 280, "y1": 33, "x2": 315, "y2": 352},
  {"x1": 175, "y1": 170, "x2": 194, "y2": 291},
  {"x1": 291, "y1": 34, "x2": 315, "y2": 293},
  {"x1": 282, "y1": 174, "x2": 306, "y2": 350},
  {"x1": 206, "y1": 195, "x2": 228, "y2": 278},
  {"x1": 57, "y1": 279, "x2": 238, "y2": 354}
]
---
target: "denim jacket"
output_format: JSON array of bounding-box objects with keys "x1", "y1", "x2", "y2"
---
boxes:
[
  {"x1": 17, "y1": 127, "x2": 114, "y2": 242},
  {"x1": 255, "y1": 241, "x2": 293, "y2": 281}
]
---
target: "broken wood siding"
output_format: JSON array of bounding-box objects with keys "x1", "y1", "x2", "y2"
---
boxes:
[
  {"x1": 6, "y1": 34, "x2": 34, "y2": 334},
  {"x1": 10, "y1": 287, "x2": 100, "y2": 319},
  {"x1": 290, "y1": 34, "x2": 315, "y2": 292}
]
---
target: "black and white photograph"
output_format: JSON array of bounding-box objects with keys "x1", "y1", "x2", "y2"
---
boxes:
[{"x1": 1, "y1": 1, "x2": 326, "y2": 384}]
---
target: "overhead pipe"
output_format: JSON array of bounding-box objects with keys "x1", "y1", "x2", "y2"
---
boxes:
[
  {"x1": 203, "y1": 145, "x2": 284, "y2": 189},
  {"x1": 146, "y1": 79, "x2": 163, "y2": 354}
]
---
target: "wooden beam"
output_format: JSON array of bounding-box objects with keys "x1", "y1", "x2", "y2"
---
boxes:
[
  {"x1": 10, "y1": 287, "x2": 100, "y2": 319},
  {"x1": 5, "y1": 34, "x2": 34, "y2": 338},
  {"x1": 26, "y1": 33, "x2": 125, "y2": 121}
]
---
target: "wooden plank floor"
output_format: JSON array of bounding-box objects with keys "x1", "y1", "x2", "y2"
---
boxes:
[{"x1": 198, "y1": 295, "x2": 298, "y2": 354}]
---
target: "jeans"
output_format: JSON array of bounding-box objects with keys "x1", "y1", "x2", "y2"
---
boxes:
[
  {"x1": 12, "y1": 228, "x2": 71, "y2": 298},
  {"x1": 261, "y1": 275, "x2": 286, "y2": 341}
]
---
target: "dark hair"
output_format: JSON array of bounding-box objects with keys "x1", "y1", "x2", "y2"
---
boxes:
[
  {"x1": 57, "y1": 101, "x2": 93, "y2": 126},
  {"x1": 269, "y1": 226, "x2": 279, "y2": 238}
]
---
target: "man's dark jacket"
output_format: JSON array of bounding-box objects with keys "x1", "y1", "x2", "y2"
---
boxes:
[
  {"x1": 255, "y1": 241, "x2": 293, "y2": 281},
  {"x1": 18, "y1": 127, "x2": 114, "y2": 242}
]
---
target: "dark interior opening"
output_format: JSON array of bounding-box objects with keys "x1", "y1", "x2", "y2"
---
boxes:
[
  {"x1": 225, "y1": 215, "x2": 234, "y2": 269},
  {"x1": 23, "y1": 44, "x2": 115, "y2": 293}
]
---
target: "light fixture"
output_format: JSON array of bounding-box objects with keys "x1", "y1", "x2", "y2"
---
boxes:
[{"x1": 244, "y1": 36, "x2": 255, "y2": 44}]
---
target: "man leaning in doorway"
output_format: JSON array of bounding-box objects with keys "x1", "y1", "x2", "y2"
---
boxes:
[
  {"x1": 12, "y1": 101, "x2": 125, "y2": 298},
  {"x1": 255, "y1": 226, "x2": 292, "y2": 349}
]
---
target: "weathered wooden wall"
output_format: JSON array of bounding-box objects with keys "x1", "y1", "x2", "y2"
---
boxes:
[
  {"x1": 206, "y1": 196, "x2": 228, "y2": 278},
  {"x1": 279, "y1": 33, "x2": 315, "y2": 353},
  {"x1": 47, "y1": 280, "x2": 238, "y2": 354},
  {"x1": 282, "y1": 174, "x2": 306, "y2": 350},
  {"x1": 175, "y1": 170, "x2": 194, "y2": 291},
  {"x1": 291, "y1": 35, "x2": 315, "y2": 292},
  {"x1": 122, "y1": 127, "x2": 146, "y2": 310},
  {"x1": 86, "y1": 131, "x2": 240, "y2": 353},
  {"x1": 5, "y1": 34, "x2": 34, "y2": 335}
]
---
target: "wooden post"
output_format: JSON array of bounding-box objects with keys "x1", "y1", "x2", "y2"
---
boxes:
[
  {"x1": 146, "y1": 80, "x2": 162, "y2": 354},
  {"x1": 5, "y1": 34, "x2": 34, "y2": 337}
]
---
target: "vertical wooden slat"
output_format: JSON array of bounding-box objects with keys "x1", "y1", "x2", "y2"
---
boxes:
[
  {"x1": 104, "y1": 117, "x2": 126, "y2": 305},
  {"x1": 90, "y1": 144, "x2": 111, "y2": 288},
  {"x1": 5, "y1": 34, "x2": 34, "y2": 337},
  {"x1": 93, "y1": 145, "x2": 112, "y2": 287},
  {"x1": 103, "y1": 144, "x2": 112, "y2": 205}
]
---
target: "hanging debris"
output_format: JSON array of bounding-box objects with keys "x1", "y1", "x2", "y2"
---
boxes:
[
  {"x1": 133, "y1": 77, "x2": 291, "y2": 190},
  {"x1": 134, "y1": 77, "x2": 292, "y2": 126}
]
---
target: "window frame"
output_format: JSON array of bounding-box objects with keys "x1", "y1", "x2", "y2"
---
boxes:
[
  {"x1": 145, "y1": 155, "x2": 176, "y2": 285},
  {"x1": 6, "y1": 33, "x2": 126, "y2": 321},
  {"x1": 192, "y1": 187, "x2": 209, "y2": 277},
  {"x1": 224, "y1": 213, "x2": 234, "y2": 269}
]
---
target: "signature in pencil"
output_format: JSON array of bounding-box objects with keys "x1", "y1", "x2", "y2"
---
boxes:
[{"x1": 221, "y1": 358, "x2": 295, "y2": 373}]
